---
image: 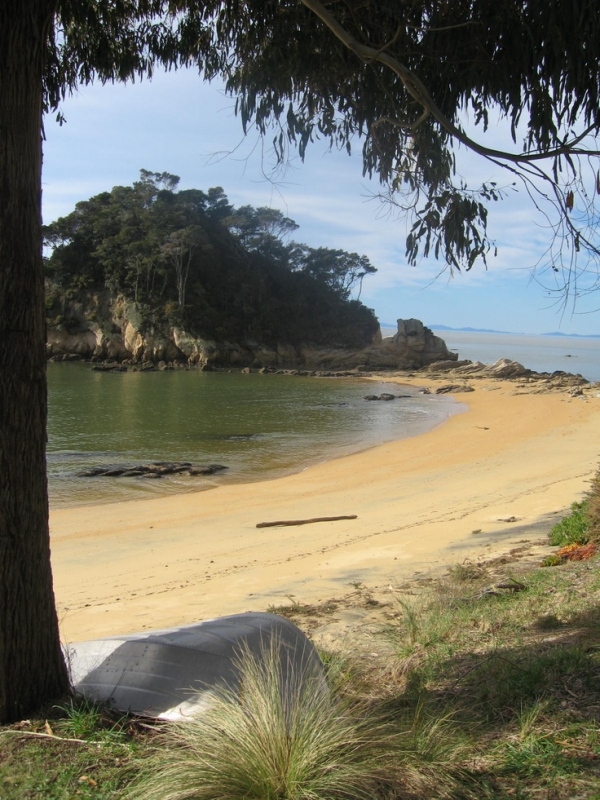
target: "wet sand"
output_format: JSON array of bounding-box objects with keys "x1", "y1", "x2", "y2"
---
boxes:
[{"x1": 50, "y1": 376, "x2": 600, "y2": 644}]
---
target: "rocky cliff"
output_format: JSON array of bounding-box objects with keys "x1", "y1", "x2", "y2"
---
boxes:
[{"x1": 46, "y1": 292, "x2": 455, "y2": 371}]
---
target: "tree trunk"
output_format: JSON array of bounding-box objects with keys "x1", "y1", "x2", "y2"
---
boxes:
[{"x1": 0, "y1": 0, "x2": 69, "y2": 723}]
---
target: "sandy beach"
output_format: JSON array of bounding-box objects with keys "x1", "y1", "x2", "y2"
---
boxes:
[{"x1": 50, "y1": 374, "x2": 600, "y2": 645}]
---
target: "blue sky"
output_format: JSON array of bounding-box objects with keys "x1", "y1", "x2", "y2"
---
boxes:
[{"x1": 42, "y1": 68, "x2": 599, "y2": 336}]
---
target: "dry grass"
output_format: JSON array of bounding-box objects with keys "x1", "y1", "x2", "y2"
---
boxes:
[{"x1": 126, "y1": 638, "x2": 399, "y2": 800}]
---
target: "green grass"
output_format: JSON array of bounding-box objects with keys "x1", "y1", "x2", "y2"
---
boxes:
[
  {"x1": 378, "y1": 554, "x2": 600, "y2": 797},
  {"x1": 0, "y1": 698, "x2": 139, "y2": 799},
  {"x1": 548, "y1": 500, "x2": 590, "y2": 546},
  {"x1": 548, "y1": 466, "x2": 600, "y2": 547}
]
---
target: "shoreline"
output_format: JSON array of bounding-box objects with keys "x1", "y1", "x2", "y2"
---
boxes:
[
  {"x1": 50, "y1": 373, "x2": 600, "y2": 644},
  {"x1": 47, "y1": 369, "x2": 462, "y2": 510}
]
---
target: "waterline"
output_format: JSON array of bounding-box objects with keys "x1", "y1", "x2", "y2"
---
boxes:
[{"x1": 48, "y1": 365, "x2": 463, "y2": 508}]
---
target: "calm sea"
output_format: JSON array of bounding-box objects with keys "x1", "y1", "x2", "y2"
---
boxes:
[
  {"x1": 382, "y1": 328, "x2": 600, "y2": 382},
  {"x1": 47, "y1": 364, "x2": 462, "y2": 508}
]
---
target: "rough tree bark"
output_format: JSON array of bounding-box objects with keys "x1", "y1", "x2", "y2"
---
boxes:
[{"x1": 0, "y1": 0, "x2": 69, "y2": 723}]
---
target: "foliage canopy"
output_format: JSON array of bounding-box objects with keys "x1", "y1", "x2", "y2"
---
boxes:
[
  {"x1": 44, "y1": 171, "x2": 379, "y2": 347},
  {"x1": 47, "y1": 0, "x2": 600, "y2": 301}
]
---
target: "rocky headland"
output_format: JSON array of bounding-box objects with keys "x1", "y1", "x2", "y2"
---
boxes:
[
  {"x1": 47, "y1": 302, "x2": 456, "y2": 372},
  {"x1": 47, "y1": 300, "x2": 594, "y2": 395}
]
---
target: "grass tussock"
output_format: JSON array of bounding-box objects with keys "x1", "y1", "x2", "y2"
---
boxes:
[
  {"x1": 548, "y1": 500, "x2": 590, "y2": 546},
  {"x1": 586, "y1": 467, "x2": 600, "y2": 543},
  {"x1": 126, "y1": 639, "x2": 401, "y2": 800},
  {"x1": 125, "y1": 637, "x2": 476, "y2": 800}
]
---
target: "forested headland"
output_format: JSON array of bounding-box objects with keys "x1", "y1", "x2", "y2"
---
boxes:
[{"x1": 43, "y1": 170, "x2": 381, "y2": 363}]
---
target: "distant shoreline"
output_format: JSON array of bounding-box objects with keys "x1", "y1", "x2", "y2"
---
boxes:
[
  {"x1": 405, "y1": 329, "x2": 600, "y2": 383},
  {"x1": 381, "y1": 324, "x2": 600, "y2": 339}
]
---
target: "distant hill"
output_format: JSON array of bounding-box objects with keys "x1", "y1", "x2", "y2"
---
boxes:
[
  {"x1": 380, "y1": 323, "x2": 515, "y2": 334},
  {"x1": 541, "y1": 331, "x2": 600, "y2": 339},
  {"x1": 421, "y1": 324, "x2": 599, "y2": 339},
  {"x1": 426, "y1": 324, "x2": 516, "y2": 335}
]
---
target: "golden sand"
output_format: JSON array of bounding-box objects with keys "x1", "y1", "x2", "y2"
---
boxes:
[{"x1": 50, "y1": 376, "x2": 600, "y2": 643}]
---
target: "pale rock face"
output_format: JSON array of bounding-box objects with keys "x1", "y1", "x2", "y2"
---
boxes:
[
  {"x1": 123, "y1": 322, "x2": 145, "y2": 360},
  {"x1": 250, "y1": 344, "x2": 279, "y2": 368},
  {"x1": 297, "y1": 319, "x2": 455, "y2": 371},
  {"x1": 47, "y1": 299, "x2": 455, "y2": 371},
  {"x1": 484, "y1": 358, "x2": 527, "y2": 378},
  {"x1": 172, "y1": 328, "x2": 213, "y2": 364},
  {"x1": 276, "y1": 342, "x2": 299, "y2": 364}
]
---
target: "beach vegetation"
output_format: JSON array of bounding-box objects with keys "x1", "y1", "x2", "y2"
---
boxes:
[
  {"x1": 2, "y1": 554, "x2": 600, "y2": 797},
  {"x1": 0, "y1": 698, "x2": 137, "y2": 799},
  {"x1": 548, "y1": 466, "x2": 600, "y2": 548},
  {"x1": 585, "y1": 467, "x2": 600, "y2": 544},
  {"x1": 51, "y1": 697, "x2": 131, "y2": 745},
  {"x1": 125, "y1": 639, "x2": 403, "y2": 800},
  {"x1": 548, "y1": 501, "x2": 591, "y2": 547}
]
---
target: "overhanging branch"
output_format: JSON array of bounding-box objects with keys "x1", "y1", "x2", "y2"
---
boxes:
[{"x1": 300, "y1": 0, "x2": 600, "y2": 165}]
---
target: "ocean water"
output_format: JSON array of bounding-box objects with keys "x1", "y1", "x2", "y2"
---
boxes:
[
  {"x1": 382, "y1": 328, "x2": 600, "y2": 382},
  {"x1": 47, "y1": 364, "x2": 462, "y2": 508}
]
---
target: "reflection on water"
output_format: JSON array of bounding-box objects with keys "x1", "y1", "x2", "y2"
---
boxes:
[{"x1": 47, "y1": 364, "x2": 462, "y2": 508}]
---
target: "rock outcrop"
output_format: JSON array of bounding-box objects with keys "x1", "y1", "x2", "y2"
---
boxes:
[
  {"x1": 46, "y1": 292, "x2": 455, "y2": 372},
  {"x1": 415, "y1": 358, "x2": 591, "y2": 394}
]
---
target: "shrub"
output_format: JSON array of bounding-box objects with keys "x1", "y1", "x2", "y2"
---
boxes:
[
  {"x1": 585, "y1": 467, "x2": 600, "y2": 544},
  {"x1": 548, "y1": 501, "x2": 590, "y2": 546}
]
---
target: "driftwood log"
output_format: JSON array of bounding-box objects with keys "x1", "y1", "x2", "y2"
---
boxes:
[{"x1": 256, "y1": 515, "x2": 357, "y2": 529}]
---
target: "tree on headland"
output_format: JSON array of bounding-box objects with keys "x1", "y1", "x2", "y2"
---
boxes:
[
  {"x1": 160, "y1": 226, "x2": 203, "y2": 308},
  {"x1": 290, "y1": 247, "x2": 377, "y2": 302},
  {"x1": 44, "y1": 174, "x2": 379, "y2": 346},
  {"x1": 224, "y1": 206, "x2": 299, "y2": 262},
  {"x1": 2, "y1": 0, "x2": 600, "y2": 722}
]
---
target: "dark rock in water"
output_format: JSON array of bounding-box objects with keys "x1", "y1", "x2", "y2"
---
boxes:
[
  {"x1": 364, "y1": 393, "x2": 412, "y2": 401},
  {"x1": 79, "y1": 466, "x2": 109, "y2": 477},
  {"x1": 91, "y1": 364, "x2": 127, "y2": 372},
  {"x1": 78, "y1": 462, "x2": 228, "y2": 478},
  {"x1": 51, "y1": 353, "x2": 85, "y2": 362}
]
